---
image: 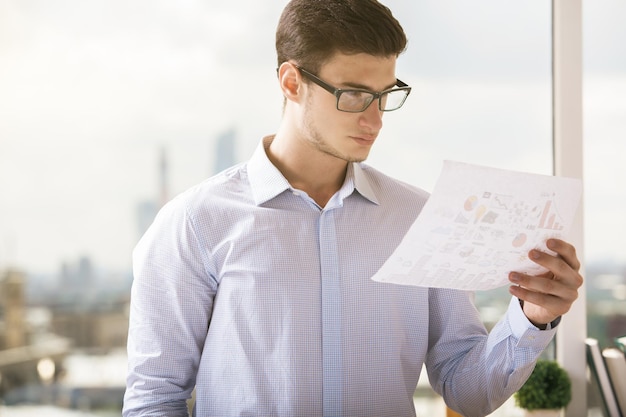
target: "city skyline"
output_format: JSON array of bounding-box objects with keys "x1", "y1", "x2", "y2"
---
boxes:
[{"x1": 1, "y1": 0, "x2": 625, "y2": 275}]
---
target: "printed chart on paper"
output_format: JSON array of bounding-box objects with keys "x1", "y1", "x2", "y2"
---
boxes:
[{"x1": 371, "y1": 161, "x2": 582, "y2": 290}]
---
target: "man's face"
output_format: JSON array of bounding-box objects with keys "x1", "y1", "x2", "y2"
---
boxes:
[{"x1": 298, "y1": 52, "x2": 398, "y2": 163}]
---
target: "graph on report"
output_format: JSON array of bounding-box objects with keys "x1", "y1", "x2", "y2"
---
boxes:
[{"x1": 457, "y1": 191, "x2": 568, "y2": 252}]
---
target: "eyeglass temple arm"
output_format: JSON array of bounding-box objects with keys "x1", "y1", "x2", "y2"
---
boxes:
[{"x1": 395, "y1": 79, "x2": 409, "y2": 88}]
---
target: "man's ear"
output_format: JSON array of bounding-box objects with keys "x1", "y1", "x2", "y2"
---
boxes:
[{"x1": 278, "y1": 62, "x2": 303, "y2": 104}]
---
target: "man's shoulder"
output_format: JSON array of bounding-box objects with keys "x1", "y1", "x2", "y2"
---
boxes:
[
  {"x1": 358, "y1": 163, "x2": 430, "y2": 202},
  {"x1": 167, "y1": 162, "x2": 252, "y2": 212}
]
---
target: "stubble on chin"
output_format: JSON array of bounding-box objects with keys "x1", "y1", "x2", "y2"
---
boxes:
[
  {"x1": 302, "y1": 102, "x2": 371, "y2": 164},
  {"x1": 310, "y1": 135, "x2": 370, "y2": 164}
]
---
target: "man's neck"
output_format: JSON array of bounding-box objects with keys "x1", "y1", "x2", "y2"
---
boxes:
[{"x1": 264, "y1": 134, "x2": 348, "y2": 208}]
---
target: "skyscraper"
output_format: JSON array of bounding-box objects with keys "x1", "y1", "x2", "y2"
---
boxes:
[
  {"x1": 0, "y1": 269, "x2": 26, "y2": 349},
  {"x1": 136, "y1": 145, "x2": 170, "y2": 240},
  {"x1": 214, "y1": 128, "x2": 237, "y2": 174},
  {"x1": 159, "y1": 146, "x2": 169, "y2": 208}
]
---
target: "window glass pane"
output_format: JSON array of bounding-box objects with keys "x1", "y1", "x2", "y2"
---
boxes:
[
  {"x1": 583, "y1": 0, "x2": 626, "y2": 411},
  {"x1": 0, "y1": 1, "x2": 551, "y2": 415}
]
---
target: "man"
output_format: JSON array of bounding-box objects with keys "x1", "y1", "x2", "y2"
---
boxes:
[{"x1": 123, "y1": 1, "x2": 583, "y2": 416}]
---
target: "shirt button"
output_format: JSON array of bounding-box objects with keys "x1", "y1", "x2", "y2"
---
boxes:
[{"x1": 292, "y1": 191, "x2": 300, "y2": 196}]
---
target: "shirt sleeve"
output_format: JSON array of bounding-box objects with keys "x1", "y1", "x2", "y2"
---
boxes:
[
  {"x1": 123, "y1": 197, "x2": 217, "y2": 417},
  {"x1": 425, "y1": 291, "x2": 556, "y2": 417}
]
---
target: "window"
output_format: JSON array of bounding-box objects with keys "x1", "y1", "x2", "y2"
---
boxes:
[{"x1": 583, "y1": 0, "x2": 626, "y2": 414}]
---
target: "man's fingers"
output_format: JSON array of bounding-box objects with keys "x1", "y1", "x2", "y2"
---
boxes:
[{"x1": 546, "y1": 238, "x2": 581, "y2": 272}]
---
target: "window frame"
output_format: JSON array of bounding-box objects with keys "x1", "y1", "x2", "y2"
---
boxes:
[{"x1": 552, "y1": 0, "x2": 586, "y2": 415}]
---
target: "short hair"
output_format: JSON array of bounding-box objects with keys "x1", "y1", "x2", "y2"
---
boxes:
[{"x1": 276, "y1": 0, "x2": 407, "y2": 73}]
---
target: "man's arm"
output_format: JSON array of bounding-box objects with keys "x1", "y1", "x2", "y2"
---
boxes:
[
  {"x1": 123, "y1": 200, "x2": 217, "y2": 417},
  {"x1": 426, "y1": 239, "x2": 583, "y2": 417},
  {"x1": 425, "y1": 289, "x2": 555, "y2": 417}
]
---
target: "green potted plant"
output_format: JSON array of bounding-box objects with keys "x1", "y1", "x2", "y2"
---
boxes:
[{"x1": 514, "y1": 359, "x2": 572, "y2": 417}]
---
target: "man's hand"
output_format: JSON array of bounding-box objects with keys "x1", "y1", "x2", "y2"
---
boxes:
[{"x1": 508, "y1": 238, "x2": 584, "y2": 328}]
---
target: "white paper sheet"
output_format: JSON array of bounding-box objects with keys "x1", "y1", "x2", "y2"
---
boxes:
[{"x1": 371, "y1": 161, "x2": 583, "y2": 290}]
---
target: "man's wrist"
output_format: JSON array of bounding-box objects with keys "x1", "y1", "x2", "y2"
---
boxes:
[
  {"x1": 531, "y1": 316, "x2": 561, "y2": 330},
  {"x1": 518, "y1": 299, "x2": 562, "y2": 330}
]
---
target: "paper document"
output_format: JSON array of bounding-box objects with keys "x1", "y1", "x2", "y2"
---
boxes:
[{"x1": 371, "y1": 161, "x2": 582, "y2": 290}]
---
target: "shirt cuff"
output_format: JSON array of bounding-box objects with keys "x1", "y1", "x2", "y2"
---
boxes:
[
  {"x1": 515, "y1": 298, "x2": 562, "y2": 330},
  {"x1": 508, "y1": 297, "x2": 559, "y2": 342}
]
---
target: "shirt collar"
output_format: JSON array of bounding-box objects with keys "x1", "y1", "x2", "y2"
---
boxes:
[
  {"x1": 350, "y1": 162, "x2": 379, "y2": 205},
  {"x1": 247, "y1": 136, "x2": 292, "y2": 206},
  {"x1": 247, "y1": 136, "x2": 380, "y2": 206}
]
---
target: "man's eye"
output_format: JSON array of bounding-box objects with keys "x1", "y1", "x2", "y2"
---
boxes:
[{"x1": 343, "y1": 91, "x2": 370, "y2": 99}]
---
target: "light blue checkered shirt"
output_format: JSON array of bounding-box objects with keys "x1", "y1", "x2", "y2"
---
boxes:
[{"x1": 124, "y1": 137, "x2": 557, "y2": 417}]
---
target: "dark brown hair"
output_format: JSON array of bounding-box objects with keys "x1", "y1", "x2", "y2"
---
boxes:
[{"x1": 276, "y1": 0, "x2": 407, "y2": 73}]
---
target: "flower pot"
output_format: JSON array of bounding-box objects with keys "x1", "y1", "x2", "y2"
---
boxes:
[{"x1": 524, "y1": 410, "x2": 561, "y2": 417}]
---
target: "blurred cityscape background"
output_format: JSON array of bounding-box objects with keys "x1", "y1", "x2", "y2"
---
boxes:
[{"x1": 0, "y1": 131, "x2": 236, "y2": 415}]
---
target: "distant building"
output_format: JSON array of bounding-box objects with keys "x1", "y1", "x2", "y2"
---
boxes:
[
  {"x1": 136, "y1": 145, "x2": 170, "y2": 240},
  {"x1": 46, "y1": 258, "x2": 131, "y2": 350},
  {"x1": 136, "y1": 199, "x2": 159, "y2": 240},
  {"x1": 0, "y1": 269, "x2": 26, "y2": 349},
  {"x1": 159, "y1": 145, "x2": 169, "y2": 207},
  {"x1": 51, "y1": 304, "x2": 128, "y2": 351},
  {"x1": 214, "y1": 128, "x2": 237, "y2": 174},
  {"x1": 0, "y1": 269, "x2": 71, "y2": 403},
  {"x1": 59, "y1": 256, "x2": 94, "y2": 290}
]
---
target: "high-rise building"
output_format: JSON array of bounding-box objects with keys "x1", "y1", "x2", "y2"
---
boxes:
[
  {"x1": 214, "y1": 128, "x2": 237, "y2": 174},
  {"x1": 159, "y1": 145, "x2": 169, "y2": 208},
  {"x1": 0, "y1": 269, "x2": 26, "y2": 349},
  {"x1": 59, "y1": 256, "x2": 94, "y2": 290},
  {"x1": 136, "y1": 200, "x2": 158, "y2": 240},
  {"x1": 136, "y1": 145, "x2": 170, "y2": 240}
]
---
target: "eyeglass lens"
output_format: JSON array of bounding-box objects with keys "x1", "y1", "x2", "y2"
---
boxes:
[{"x1": 337, "y1": 89, "x2": 408, "y2": 112}]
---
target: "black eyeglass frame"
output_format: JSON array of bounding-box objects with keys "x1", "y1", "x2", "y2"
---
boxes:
[{"x1": 295, "y1": 65, "x2": 411, "y2": 113}]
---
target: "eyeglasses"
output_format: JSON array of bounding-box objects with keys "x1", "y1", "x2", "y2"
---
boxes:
[{"x1": 296, "y1": 65, "x2": 411, "y2": 113}]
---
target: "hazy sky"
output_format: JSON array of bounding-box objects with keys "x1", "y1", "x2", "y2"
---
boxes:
[{"x1": 0, "y1": 0, "x2": 624, "y2": 275}]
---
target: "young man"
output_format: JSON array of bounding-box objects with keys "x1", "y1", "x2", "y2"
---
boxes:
[{"x1": 123, "y1": 1, "x2": 583, "y2": 416}]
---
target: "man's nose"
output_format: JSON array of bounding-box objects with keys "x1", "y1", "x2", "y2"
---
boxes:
[{"x1": 359, "y1": 100, "x2": 384, "y2": 131}]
